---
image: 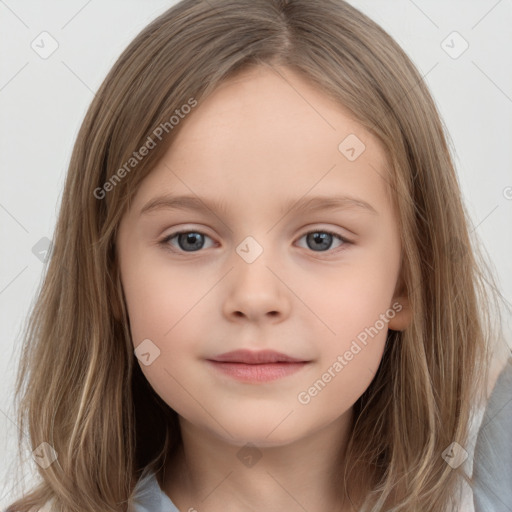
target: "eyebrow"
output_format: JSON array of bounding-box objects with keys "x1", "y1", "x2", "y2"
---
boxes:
[{"x1": 139, "y1": 193, "x2": 378, "y2": 217}]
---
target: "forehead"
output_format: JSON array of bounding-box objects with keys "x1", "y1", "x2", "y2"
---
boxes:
[
  {"x1": 126, "y1": 65, "x2": 394, "y2": 221},
  {"x1": 172, "y1": 65, "x2": 384, "y2": 159}
]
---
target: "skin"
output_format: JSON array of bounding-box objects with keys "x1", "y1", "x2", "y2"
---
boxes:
[{"x1": 117, "y1": 64, "x2": 411, "y2": 512}]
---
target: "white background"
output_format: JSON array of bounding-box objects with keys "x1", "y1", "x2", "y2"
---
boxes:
[{"x1": 1, "y1": 0, "x2": 511, "y2": 508}]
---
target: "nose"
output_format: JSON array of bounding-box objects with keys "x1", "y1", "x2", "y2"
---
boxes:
[{"x1": 222, "y1": 250, "x2": 291, "y2": 323}]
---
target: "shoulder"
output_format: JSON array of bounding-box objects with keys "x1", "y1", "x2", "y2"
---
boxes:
[{"x1": 473, "y1": 357, "x2": 512, "y2": 512}]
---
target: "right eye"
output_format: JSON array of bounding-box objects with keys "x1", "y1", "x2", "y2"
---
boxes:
[{"x1": 159, "y1": 230, "x2": 216, "y2": 253}]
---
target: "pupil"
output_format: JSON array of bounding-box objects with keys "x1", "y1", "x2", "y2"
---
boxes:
[
  {"x1": 309, "y1": 232, "x2": 331, "y2": 251},
  {"x1": 180, "y1": 232, "x2": 202, "y2": 251}
]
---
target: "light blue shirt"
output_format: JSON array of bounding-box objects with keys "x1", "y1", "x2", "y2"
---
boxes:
[
  {"x1": 472, "y1": 357, "x2": 512, "y2": 512},
  {"x1": 129, "y1": 467, "x2": 180, "y2": 512}
]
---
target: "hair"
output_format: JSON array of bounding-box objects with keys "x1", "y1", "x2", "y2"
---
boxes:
[{"x1": 6, "y1": 0, "x2": 508, "y2": 511}]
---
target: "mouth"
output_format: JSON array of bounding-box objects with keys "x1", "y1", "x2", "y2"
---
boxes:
[{"x1": 206, "y1": 349, "x2": 311, "y2": 383}]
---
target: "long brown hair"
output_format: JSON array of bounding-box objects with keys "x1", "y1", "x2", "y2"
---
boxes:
[{"x1": 6, "y1": 0, "x2": 507, "y2": 510}]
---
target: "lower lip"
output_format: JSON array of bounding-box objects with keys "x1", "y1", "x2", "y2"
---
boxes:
[{"x1": 206, "y1": 361, "x2": 309, "y2": 382}]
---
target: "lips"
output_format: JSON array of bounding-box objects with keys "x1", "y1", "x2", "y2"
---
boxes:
[
  {"x1": 208, "y1": 349, "x2": 307, "y2": 364},
  {"x1": 206, "y1": 349, "x2": 310, "y2": 383}
]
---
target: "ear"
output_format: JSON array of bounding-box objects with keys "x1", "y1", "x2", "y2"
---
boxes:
[
  {"x1": 387, "y1": 275, "x2": 412, "y2": 331},
  {"x1": 387, "y1": 294, "x2": 412, "y2": 331}
]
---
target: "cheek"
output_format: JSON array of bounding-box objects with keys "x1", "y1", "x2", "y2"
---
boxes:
[
  {"x1": 123, "y1": 270, "x2": 203, "y2": 417},
  {"x1": 295, "y1": 271, "x2": 393, "y2": 415},
  {"x1": 299, "y1": 260, "x2": 399, "y2": 343},
  {"x1": 296, "y1": 339, "x2": 385, "y2": 424},
  {"x1": 294, "y1": 249, "x2": 398, "y2": 414},
  {"x1": 120, "y1": 251, "x2": 207, "y2": 398},
  {"x1": 121, "y1": 249, "x2": 200, "y2": 345}
]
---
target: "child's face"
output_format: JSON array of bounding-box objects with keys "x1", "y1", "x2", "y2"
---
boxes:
[{"x1": 117, "y1": 65, "x2": 409, "y2": 447}]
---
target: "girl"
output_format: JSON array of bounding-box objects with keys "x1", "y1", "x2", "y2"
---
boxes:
[{"x1": 6, "y1": 0, "x2": 508, "y2": 511}]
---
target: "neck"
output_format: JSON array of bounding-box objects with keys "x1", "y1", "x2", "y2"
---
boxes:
[{"x1": 161, "y1": 409, "x2": 358, "y2": 512}]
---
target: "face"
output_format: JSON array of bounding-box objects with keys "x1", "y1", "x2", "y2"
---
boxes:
[{"x1": 116, "y1": 65, "x2": 410, "y2": 448}]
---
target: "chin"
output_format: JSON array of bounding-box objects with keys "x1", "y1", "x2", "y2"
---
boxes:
[{"x1": 203, "y1": 412, "x2": 312, "y2": 449}]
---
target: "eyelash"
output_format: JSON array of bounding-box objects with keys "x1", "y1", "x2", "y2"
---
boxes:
[{"x1": 158, "y1": 228, "x2": 353, "y2": 256}]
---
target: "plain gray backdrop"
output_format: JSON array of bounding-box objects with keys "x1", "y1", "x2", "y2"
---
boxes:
[{"x1": 1, "y1": 0, "x2": 511, "y2": 509}]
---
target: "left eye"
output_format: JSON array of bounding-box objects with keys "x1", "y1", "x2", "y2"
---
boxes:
[
  {"x1": 296, "y1": 230, "x2": 349, "y2": 253},
  {"x1": 160, "y1": 230, "x2": 351, "y2": 254}
]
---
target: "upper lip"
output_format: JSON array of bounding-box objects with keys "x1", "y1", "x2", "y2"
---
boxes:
[{"x1": 208, "y1": 349, "x2": 307, "y2": 364}]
